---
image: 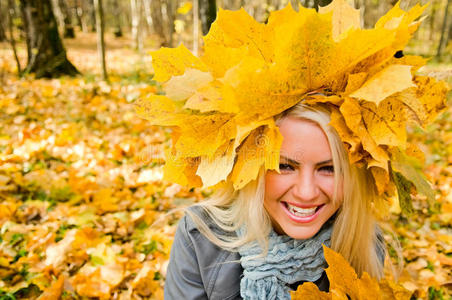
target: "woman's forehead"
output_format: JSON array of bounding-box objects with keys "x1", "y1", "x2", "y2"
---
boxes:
[{"x1": 278, "y1": 117, "x2": 332, "y2": 162}]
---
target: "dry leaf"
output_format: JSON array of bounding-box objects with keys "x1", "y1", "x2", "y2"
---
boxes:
[{"x1": 291, "y1": 246, "x2": 412, "y2": 300}]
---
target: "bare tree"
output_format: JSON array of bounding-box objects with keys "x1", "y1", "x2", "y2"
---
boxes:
[
  {"x1": 166, "y1": 0, "x2": 177, "y2": 46},
  {"x1": 59, "y1": 0, "x2": 76, "y2": 37},
  {"x1": 429, "y1": 0, "x2": 438, "y2": 41},
  {"x1": 151, "y1": 0, "x2": 168, "y2": 46},
  {"x1": 19, "y1": 0, "x2": 79, "y2": 78},
  {"x1": 85, "y1": 0, "x2": 96, "y2": 32},
  {"x1": 7, "y1": 0, "x2": 21, "y2": 74},
  {"x1": 0, "y1": 0, "x2": 7, "y2": 41},
  {"x1": 111, "y1": 0, "x2": 123, "y2": 37},
  {"x1": 130, "y1": 0, "x2": 143, "y2": 50},
  {"x1": 193, "y1": 0, "x2": 199, "y2": 54},
  {"x1": 436, "y1": 0, "x2": 450, "y2": 59},
  {"x1": 74, "y1": 0, "x2": 87, "y2": 32},
  {"x1": 94, "y1": 0, "x2": 108, "y2": 81},
  {"x1": 51, "y1": 0, "x2": 75, "y2": 38},
  {"x1": 199, "y1": 0, "x2": 216, "y2": 35},
  {"x1": 448, "y1": 8, "x2": 452, "y2": 50}
]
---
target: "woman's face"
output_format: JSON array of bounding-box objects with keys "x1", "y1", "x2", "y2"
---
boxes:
[{"x1": 264, "y1": 117, "x2": 342, "y2": 240}]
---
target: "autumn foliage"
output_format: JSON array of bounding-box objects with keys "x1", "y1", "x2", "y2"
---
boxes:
[{"x1": 0, "y1": 1, "x2": 451, "y2": 299}]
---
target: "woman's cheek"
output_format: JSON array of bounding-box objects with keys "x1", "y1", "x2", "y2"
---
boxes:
[{"x1": 264, "y1": 173, "x2": 285, "y2": 200}]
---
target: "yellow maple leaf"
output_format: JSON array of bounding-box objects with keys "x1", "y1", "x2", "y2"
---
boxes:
[
  {"x1": 196, "y1": 141, "x2": 236, "y2": 187},
  {"x1": 135, "y1": 95, "x2": 183, "y2": 126},
  {"x1": 140, "y1": 0, "x2": 448, "y2": 193},
  {"x1": 175, "y1": 113, "x2": 236, "y2": 158},
  {"x1": 163, "y1": 150, "x2": 203, "y2": 187},
  {"x1": 414, "y1": 76, "x2": 448, "y2": 124},
  {"x1": 205, "y1": 8, "x2": 273, "y2": 63},
  {"x1": 349, "y1": 65, "x2": 416, "y2": 105},
  {"x1": 370, "y1": 166, "x2": 390, "y2": 196},
  {"x1": 150, "y1": 44, "x2": 207, "y2": 82},
  {"x1": 163, "y1": 68, "x2": 213, "y2": 101},
  {"x1": 360, "y1": 99, "x2": 407, "y2": 148},
  {"x1": 319, "y1": 0, "x2": 361, "y2": 41},
  {"x1": 291, "y1": 245, "x2": 412, "y2": 300},
  {"x1": 230, "y1": 121, "x2": 283, "y2": 189},
  {"x1": 184, "y1": 80, "x2": 239, "y2": 114},
  {"x1": 291, "y1": 281, "x2": 331, "y2": 300}
]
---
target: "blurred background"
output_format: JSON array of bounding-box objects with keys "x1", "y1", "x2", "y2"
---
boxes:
[{"x1": 0, "y1": 0, "x2": 450, "y2": 299}]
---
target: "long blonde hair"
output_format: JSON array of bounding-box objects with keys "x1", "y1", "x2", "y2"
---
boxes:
[{"x1": 187, "y1": 103, "x2": 386, "y2": 278}]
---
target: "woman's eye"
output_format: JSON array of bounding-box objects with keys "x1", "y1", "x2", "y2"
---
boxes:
[
  {"x1": 319, "y1": 165, "x2": 334, "y2": 174},
  {"x1": 279, "y1": 163, "x2": 294, "y2": 171}
]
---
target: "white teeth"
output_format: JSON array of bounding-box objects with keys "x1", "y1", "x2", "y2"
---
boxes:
[{"x1": 287, "y1": 203, "x2": 317, "y2": 217}]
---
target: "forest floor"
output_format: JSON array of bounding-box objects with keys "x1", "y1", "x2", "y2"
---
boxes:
[{"x1": 0, "y1": 33, "x2": 451, "y2": 299}]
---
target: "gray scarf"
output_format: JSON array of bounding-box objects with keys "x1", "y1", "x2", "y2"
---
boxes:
[{"x1": 237, "y1": 221, "x2": 333, "y2": 300}]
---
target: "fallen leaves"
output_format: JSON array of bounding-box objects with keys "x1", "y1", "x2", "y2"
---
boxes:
[{"x1": 0, "y1": 65, "x2": 203, "y2": 298}]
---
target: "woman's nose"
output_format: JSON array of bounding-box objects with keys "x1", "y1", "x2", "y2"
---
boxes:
[{"x1": 292, "y1": 170, "x2": 320, "y2": 201}]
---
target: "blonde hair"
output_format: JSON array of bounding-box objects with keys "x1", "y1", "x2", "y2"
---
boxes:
[{"x1": 187, "y1": 102, "x2": 386, "y2": 278}]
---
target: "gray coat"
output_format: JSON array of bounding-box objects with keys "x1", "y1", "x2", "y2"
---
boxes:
[{"x1": 164, "y1": 208, "x2": 330, "y2": 300}]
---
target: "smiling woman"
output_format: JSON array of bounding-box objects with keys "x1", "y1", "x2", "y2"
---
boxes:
[
  {"x1": 164, "y1": 103, "x2": 386, "y2": 299},
  {"x1": 138, "y1": 1, "x2": 448, "y2": 299}
]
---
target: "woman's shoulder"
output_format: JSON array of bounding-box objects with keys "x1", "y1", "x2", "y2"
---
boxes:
[
  {"x1": 181, "y1": 205, "x2": 235, "y2": 237},
  {"x1": 170, "y1": 205, "x2": 243, "y2": 299}
]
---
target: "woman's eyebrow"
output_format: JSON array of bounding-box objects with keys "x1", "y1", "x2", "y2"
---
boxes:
[
  {"x1": 316, "y1": 159, "x2": 333, "y2": 166},
  {"x1": 279, "y1": 155, "x2": 300, "y2": 166},
  {"x1": 280, "y1": 156, "x2": 332, "y2": 166}
]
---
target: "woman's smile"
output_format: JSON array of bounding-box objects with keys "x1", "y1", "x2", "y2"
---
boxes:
[{"x1": 284, "y1": 201, "x2": 324, "y2": 218}]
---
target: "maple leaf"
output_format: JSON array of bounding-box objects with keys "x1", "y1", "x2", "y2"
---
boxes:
[
  {"x1": 150, "y1": 44, "x2": 208, "y2": 82},
  {"x1": 349, "y1": 65, "x2": 416, "y2": 105},
  {"x1": 319, "y1": 0, "x2": 360, "y2": 41},
  {"x1": 291, "y1": 245, "x2": 412, "y2": 300},
  {"x1": 141, "y1": 0, "x2": 448, "y2": 214}
]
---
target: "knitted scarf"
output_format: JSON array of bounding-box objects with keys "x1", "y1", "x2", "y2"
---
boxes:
[{"x1": 237, "y1": 221, "x2": 333, "y2": 300}]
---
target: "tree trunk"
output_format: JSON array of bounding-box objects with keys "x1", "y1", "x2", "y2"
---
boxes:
[
  {"x1": 151, "y1": 0, "x2": 167, "y2": 46},
  {"x1": 448, "y1": 7, "x2": 452, "y2": 47},
  {"x1": 429, "y1": 0, "x2": 437, "y2": 41},
  {"x1": 74, "y1": 0, "x2": 86, "y2": 32},
  {"x1": 7, "y1": 0, "x2": 21, "y2": 74},
  {"x1": 84, "y1": 0, "x2": 96, "y2": 32},
  {"x1": 19, "y1": 0, "x2": 79, "y2": 78},
  {"x1": 144, "y1": 0, "x2": 154, "y2": 36},
  {"x1": 199, "y1": 0, "x2": 216, "y2": 35},
  {"x1": 111, "y1": 0, "x2": 123, "y2": 37},
  {"x1": 436, "y1": 0, "x2": 450, "y2": 59},
  {"x1": 165, "y1": 0, "x2": 176, "y2": 46},
  {"x1": 59, "y1": 0, "x2": 75, "y2": 37},
  {"x1": 130, "y1": 0, "x2": 142, "y2": 50},
  {"x1": 193, "y1": 0, "x2": 199, "y2": 55},
  {"x1": 0, "y1": 0, "x2": 7, "y2": 41},
  {"x1": 94, "y1": 0, "x2": 108, "y2": 81}
]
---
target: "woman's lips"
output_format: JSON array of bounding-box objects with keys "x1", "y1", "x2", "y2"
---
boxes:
[{"x1": 281, "y1": 201, "x2": 324, "y2": 223}]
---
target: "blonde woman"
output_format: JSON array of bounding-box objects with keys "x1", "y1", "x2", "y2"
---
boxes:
[
  {"x1": 137, "y1": 2, "x2": 448, "y2": 299},
  {"x1": 164, "y1": 103, "x2": 385, "y2": 299}
]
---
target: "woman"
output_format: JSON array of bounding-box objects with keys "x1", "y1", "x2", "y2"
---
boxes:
[
  {"x1": 136, "y1": 1, "x2": 447, "y2": 299},
  {"x1": 164, "y1": 103, "x2": 385, "y2": 299}
]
